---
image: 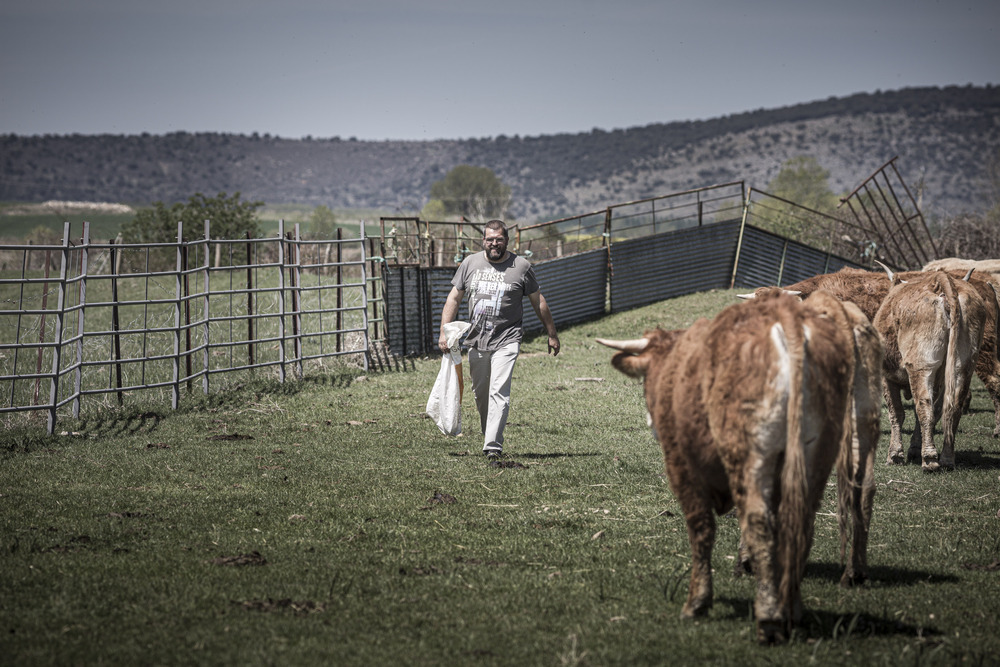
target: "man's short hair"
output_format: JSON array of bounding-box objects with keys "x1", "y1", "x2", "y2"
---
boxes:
[{"x1": 484, "y1": 219, "x2": 508, "y2": 241}]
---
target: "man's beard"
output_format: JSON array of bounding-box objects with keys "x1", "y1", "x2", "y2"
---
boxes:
[{"x1": 486, "y1": 245, "x2": 505, "y2": 260}]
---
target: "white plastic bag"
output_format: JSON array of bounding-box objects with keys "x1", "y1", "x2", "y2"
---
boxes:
[{"x1": 426, "y1": 321, "x2": 471, "y2": 436}]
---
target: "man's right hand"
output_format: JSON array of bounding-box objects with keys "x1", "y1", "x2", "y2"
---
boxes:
[{"x1": 438, "y1": 333, "x2": 450, "y2": 353}]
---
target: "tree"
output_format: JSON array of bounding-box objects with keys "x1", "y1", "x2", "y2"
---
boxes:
[
  {"x1": 306, "y1": 205, "x2": 337, "y2": 240},
  {"x1": 121, "y1": 192, "x2": 263, "y2": 268},
  {"x1": 420, "y1": 199, "x2": 448, "y2": 221},
  {"x1": 767, "y1": 156, "x2": 839, "y2": 212},
  {"x1": 120, "y1": 201, "x2": 185, "y2": 245},
  {"x1": 306, "y1": 205, "x2": 339, "y2": 271},
  {"x1": 184, "y1": 192, "x2": 263, "y2": 242},
  {"x1": 763, "y1": 156, "x2": 840, "y2": 245},
  {"x1": 428, "y1": 165, "x2": 511, "y2": 221}
]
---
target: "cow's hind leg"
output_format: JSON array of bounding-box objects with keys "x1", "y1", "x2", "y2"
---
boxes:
[
  {"x1": 839, "y1": 441, "x2": 876, "y2": 586},
  {"x1": 734, "y1": 532, "x2": 753, "y2": 577},
  {"x1": 680, "y1": 505, "x2": 716, "y2": 618},
  {"x1": 909, "y1": 370, "x2": 941, "y2": 471},
  {"x1": 973, "y1": 332, "x2": 1000, "y2": 437},
  {"x1": 841, "y1": 365, "x2": 881, "y2": 586},
  {"x1": 991, "y1": 393, "x2": 1000, "y2": 439},
  {"x1": 738, "y1": 494, "x2": 785, "y2": 644},
  {"x1": 884, "y1": 382, "x2": 908, "y2": 465},
  {"x1": 940, "y1": 370, "x2": 973, "y2": 470}
]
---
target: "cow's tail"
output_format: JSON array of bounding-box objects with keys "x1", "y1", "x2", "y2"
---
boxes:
[
  {"x1": 989, "y1": 280, "x2": 1000, "y2": 367},
  {"x1": 941, "y1": 274, "x2": 961, "y2": 421},
  {"x1": 802, "y1": 293, "x2": 857, "y2": 567},
  {"x1": 835, "y1": 316, "x2": 861, "y2": 570},
  {"x1": 776, "y1": 308, "x2": 809, "y2": 622}
]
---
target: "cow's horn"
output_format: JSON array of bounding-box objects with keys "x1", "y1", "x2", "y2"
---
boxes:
[
  {"x1": 737, "y1": 289, "x2": 800, "y2": 300},
  {"x1": 596, "y1": 337, "x2": 649, "y2": 353},
  {"x1": 874, "y1": 260, "x2": 895, "y2": 282},
  {"x1": 963, "y1": 267, "x2": 975, "y2": 281}
]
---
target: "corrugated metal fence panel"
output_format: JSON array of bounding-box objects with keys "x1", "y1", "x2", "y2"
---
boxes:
[
  {"x1": 426, "y1": 267, "x2": 460, "y2": 352},
  {"x1": 822, "y1": 254, "x2": 865, "y2": 273},
  {"x1": 731, "y1": 225, "x2": 787, "y2": 288},
  {"x1": 609, "y1": 220, "x2": 741, "y2": 312},
  {"x1": 383, "y1": 221, "x2": 868, "y2": 356},
  {"x1": 732, "y1": 225, "x2": 866, "y2": 289},
  {"x1": 384, "y1": 267, "x2": 419, "y2": 356},
  {"x1": 386, "y1": 266, "x2": 457, "y2": 357},
  {"x1": 779, "y1": 238, "x2": 862, "y2": 284},
  {"x1": 522, "y1": 248, "x2": 608, "y2": 334}
]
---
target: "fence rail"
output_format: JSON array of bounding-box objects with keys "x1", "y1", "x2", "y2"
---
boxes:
[
  {"x1": 378, "y1": 183, "x2": 749, "y2": 267},
  {"x1": 1, "y1": 220, "x2": 374, "y2": 433}
]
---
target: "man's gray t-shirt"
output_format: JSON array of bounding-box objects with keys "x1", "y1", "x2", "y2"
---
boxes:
[{"x1": 452, "y1": 251, "x2": 539, "y2": 351}]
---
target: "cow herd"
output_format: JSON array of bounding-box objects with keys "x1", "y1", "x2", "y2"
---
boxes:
[{"x1": 597, "y1": 258, "x2": 1000, "y2": 645}]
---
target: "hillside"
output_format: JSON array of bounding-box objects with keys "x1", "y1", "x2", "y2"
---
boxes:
[{"x1": 2, "y1": 85, "x2": 998, "y2": 221}]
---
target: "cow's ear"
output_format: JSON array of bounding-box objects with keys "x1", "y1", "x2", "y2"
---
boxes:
[{"x1": 611, "y1": 352, "x2": 651, "y2": 378}]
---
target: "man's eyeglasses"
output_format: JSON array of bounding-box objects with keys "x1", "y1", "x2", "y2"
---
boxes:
[{"x1": 483, "y1": 238, "x2": 506, "y2": 245}]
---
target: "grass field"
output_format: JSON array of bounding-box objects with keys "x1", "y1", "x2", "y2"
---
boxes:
[{"x1": 2, "y1": 289, "x2": 999, "y2": 666}]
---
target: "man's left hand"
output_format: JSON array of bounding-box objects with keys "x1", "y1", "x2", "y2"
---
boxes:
[{"x1": 548, "y1": 335, "x2": 560, "y2": 356}]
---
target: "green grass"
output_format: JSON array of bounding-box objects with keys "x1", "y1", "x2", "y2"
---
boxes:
[{"x1": 2, "y1": 289, "x2": 999, "y2": 665}]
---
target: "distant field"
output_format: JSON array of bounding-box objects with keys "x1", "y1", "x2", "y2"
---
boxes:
[
  {"x1": 0, "y1": 202, "x2": 382, "y2": 242},
  {"x1": 0, "y1": 202, "x2": 135, "y2": 242}
]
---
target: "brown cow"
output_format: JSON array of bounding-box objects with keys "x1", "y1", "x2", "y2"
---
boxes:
[
  {"x1": 874, "y1": 269, "x2": 987, "y2": 470},
  {"x1": 598, "y1": 290, "x2": 879, "y2": 643},
  {"x1": 742, "y1": 265, "x2": 1000, "y2": 438},
  {"x1": 736, "y1": 286, "x2": 884, "y2": 587},
  {"x1": 738, "y1": 267, "x2": 892, "y2": 320}
]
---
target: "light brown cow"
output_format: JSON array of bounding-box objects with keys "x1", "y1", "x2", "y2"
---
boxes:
[
  {"x1": 874, "y1": 269, "x2": 987, "y2": 470},
  {"x1": 743, "y1": 266, "x2": 1000, "y2": 438},
  {"x1": 598, "y1": 290, "x2": 879, "y2": 643},
  {"x1": 923, "y1": 257, "x2": 1000, "y2": 283},
  {"x1": 918, "y1": 269, "x2": 1000, "y2": 438},
  {"x1": 736, "y1": 286, "x2": 885, "y2": 588}
]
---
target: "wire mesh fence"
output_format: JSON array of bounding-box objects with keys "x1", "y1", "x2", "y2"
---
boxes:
[{"x1": 0, "y1": 220, "x2": 374, "y2": 433}]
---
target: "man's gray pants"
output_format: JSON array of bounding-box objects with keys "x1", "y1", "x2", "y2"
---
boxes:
[{"x1": 468, "y1": 342, "x2": 519, "y2": 453}]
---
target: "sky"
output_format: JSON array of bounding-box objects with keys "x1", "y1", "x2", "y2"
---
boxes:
[{"x1": 1, "y1": 0, "x2": 997, "y2": 142}]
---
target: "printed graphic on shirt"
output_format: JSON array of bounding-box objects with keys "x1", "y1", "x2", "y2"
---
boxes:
[{"x1": 470, "y1": 268, "x2": 514, "y2": 334}]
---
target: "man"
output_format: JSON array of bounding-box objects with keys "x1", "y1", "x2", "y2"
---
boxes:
[{"x1": 438, "y1": 220, "x2": 560, "y2": 458}]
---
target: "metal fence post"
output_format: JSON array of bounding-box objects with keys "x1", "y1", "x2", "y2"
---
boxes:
[
  {"x1": 292, "y1": 223, "x2": 303, "y2": 380},
  {"x1": 46, "y1": 222, "x2": 72, "y2": 434},
  {"x1": 729, "y1": 189, "x2": 753, "y2": 289},
  {"x1": 73, "y1": 222, "x2": 90, "y2": 419},
  {"x1": 776, "y1": 239, "x2": 789, "y2": 286},
  {"x1": 203, "y1": 220, "x2": 211, "y2": 395},
  {"x1": 359, "y1": 220, "x2": 370, "y2": 372},
  {"x1": 277, "y1": 220, "x2": 286, "y2": 383},
  {"x1": 336, "y1": 228, "x2": 343, "y2": 353},
  {"x1": 172, "y1": 221, "x2": 183, "y2": 410},
  {"x1": 246, "y1": 230, "x2": 254, "y2": 372}
]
